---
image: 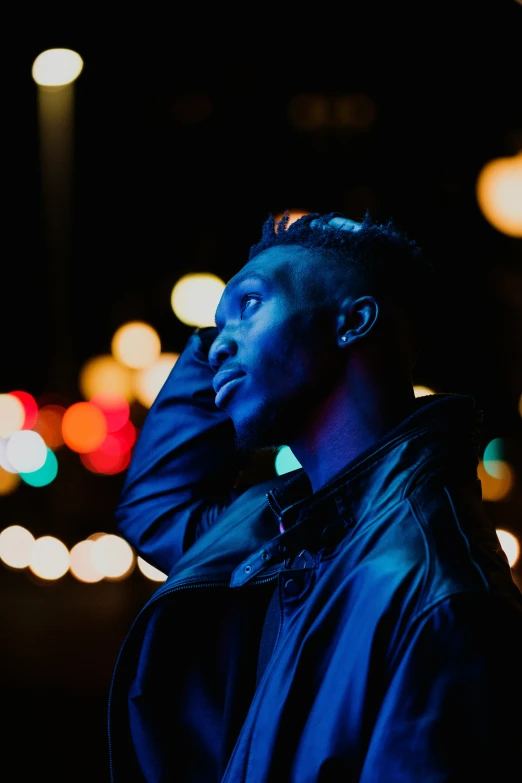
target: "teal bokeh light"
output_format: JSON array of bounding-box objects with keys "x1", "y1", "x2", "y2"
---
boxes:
[
  {"x1": 483, "y1": 438, "x2": 508, "y2": 478},
  {"x1": 20, "y1": 447, "x2": 58, "y2": 487},
  {"x1": 275, "y1": 446, "x2": 302, "y2": 476}
]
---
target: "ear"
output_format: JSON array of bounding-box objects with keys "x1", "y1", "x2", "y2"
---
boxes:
[{"x1": 336, "y1": 296, "x2": 379, "y2": 347}]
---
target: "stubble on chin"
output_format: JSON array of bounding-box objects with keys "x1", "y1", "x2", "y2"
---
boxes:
[{"x1": 233, "y1": 407, "x2": 283, "y2": 457}]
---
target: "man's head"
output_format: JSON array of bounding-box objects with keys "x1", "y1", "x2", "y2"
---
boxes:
[{"x1": 208, "y1": 210, "x2": 434, "y2": 454}]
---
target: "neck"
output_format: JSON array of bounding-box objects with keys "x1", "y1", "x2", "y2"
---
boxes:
[{"x1": 289, "y1": 364, "x2": 416, "y2": 493}]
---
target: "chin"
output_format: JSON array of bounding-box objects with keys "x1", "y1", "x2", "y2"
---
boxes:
[{"x1": 232, "y1": 403, "x2": 294, "y2": 456}]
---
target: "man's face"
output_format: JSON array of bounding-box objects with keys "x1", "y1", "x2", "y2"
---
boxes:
[{"x1": 209, "y1": 245, "x2": 344, "y2": 454}]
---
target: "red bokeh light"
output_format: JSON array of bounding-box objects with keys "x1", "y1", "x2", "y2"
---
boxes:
[
  {"x1": 90, "y1": 392, "x2": 130, "y2": 433},
  {"x1": 80, "y1": 446, "x2": 132, "y2": 475},
  {"x1": 9, "y1": 390, "x2": 38, "y2": 430}
]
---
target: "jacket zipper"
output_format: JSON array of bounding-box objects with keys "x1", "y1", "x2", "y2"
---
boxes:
[
  {"x1": 266, "y1": 491, "x2": 285, "y2": 532},
  {"x1": 108, "y1": 571, "x2": 279, "y2": 782}
]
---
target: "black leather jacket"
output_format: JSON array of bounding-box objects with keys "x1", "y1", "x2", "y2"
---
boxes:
[{"x1": 108, "y1": 326, "x2": 522, "y2": 782}]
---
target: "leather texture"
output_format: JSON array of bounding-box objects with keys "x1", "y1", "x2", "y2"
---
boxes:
[{"x1": 108, "y1": 326, "x2": 522, "y2": 782}]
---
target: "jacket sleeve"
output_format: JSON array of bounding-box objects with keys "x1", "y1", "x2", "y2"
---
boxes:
[
  {"x1": 114, "y1": 325, "x2": 245, "y2": 576},
  {"x1": 359, "y1": 593, "x2": 522, "y2": 782}
]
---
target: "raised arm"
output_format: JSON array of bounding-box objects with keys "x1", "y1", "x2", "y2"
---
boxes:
[{"x1": 114, "y1": 325, "x2": 244, "y2": 576}]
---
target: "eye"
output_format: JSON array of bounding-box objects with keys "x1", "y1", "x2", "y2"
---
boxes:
[{"x1": 240, "y1": 294, "x2": 261, "y2": 318}]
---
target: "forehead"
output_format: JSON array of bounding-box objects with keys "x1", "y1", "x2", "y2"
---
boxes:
[{"x1": 227, "y1": 245, "x2": 324, "y2": 290}]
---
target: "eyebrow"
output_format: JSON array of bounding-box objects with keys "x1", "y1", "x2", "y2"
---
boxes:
[{"x1": 215, "y1": 273, "x2": 269, "y2": 329}]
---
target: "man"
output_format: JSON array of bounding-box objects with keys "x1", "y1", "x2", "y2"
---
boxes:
[{"x1": 108, "y1": 211, "x2": 522, "y2": 782}]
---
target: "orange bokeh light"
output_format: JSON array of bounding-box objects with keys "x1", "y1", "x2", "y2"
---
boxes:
[
  {"x1": 62, "y1": 402, "x2": 108, "y2": 453},
  {"x1": 33, "y1": 405, "x2": 66, "y2": 450}
]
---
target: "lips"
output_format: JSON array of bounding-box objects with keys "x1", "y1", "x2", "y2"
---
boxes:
[{"x1": 212, "y1": 368, "x2": 246, "y2": 396}]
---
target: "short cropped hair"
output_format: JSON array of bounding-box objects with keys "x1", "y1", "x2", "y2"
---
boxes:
[{"x1": 248, "y1": 210, "x2": 435, "y2": 357}]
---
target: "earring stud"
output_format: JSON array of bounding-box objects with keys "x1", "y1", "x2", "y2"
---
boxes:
[{"x1": 341, "y1": 335, "x2": 347, "y2": 342}]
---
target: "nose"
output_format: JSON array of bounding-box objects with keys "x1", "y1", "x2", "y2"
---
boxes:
[{"x1": 208, "y1": 330, "x2": 237, "y2": 372}]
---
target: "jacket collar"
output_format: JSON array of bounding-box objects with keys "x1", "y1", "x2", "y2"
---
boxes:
[
  {"x1": 230, "y1": 393, "x2": 483, "y2": 587},
  {"x1": 266, "y1": 392, "x2": 483, "y2": 531}
]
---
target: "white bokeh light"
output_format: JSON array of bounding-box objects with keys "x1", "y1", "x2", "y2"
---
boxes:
[
  {"x1": 28, "y1": 536, "x2": 70, "y2": 580},
  {"x1": 6, "y1": 430, "x2": 48, "y2": 473},
  {"x1": 0, "y1": 525, "x2": 35, "y2": 569},
  {"x1": 0, "y1": 394, "x2": 25, "y2": 437},
  {"x1": 496, "y1": 529, "x2": 520, "y2": 568},
  {"x1": 32, "y1": 48, "x2": 84, "y2": 87},
  {"x1": 91, "y1": 534, "x2": 135, "y2": 579},
  {"x1": 69, "y1": 540, "x2": 104, "y2": 583},
  {"x1": 137, "y1": 556, "x2": 167, "y2": 582}
]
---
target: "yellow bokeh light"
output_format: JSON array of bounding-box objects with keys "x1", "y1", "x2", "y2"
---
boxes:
[
  {"x1": 0, "y1": 466, "x2": 21, "y2": 495},
  {"x1": 0, "y1": 525, "x2": 35, "y2": 569},
  {"x1": 496, "y1": 529, "x2": 520, "y2": 568},
  {"x1": 137, "y1": 556, "x2": 168, "y2": 582},
  {"x1": 79, "y1": 354, "x2": 135, "y2": 402},
  {"x1": 0, "y1": 393, "x2": 25, "y2": 437},
  {"x1": 32, "y1": 48, "x2": 84, "y2": 87},
  {"x1": 477, "y1": 460, "x2": 514, "y2": 501},
  {"x1": 111, "y1": 321, "x2": 161, "y2": 370},
  {"x1": 171, "y1": 272, "x2": 226, "y2": 327},
  {"x1": 133, "y1": 353, "x2": 179, "y2": 408},
  {"x1": 28, "y1": 535, "x2": 70, "y2": 580},
  {"x1": 476, "y1": 152, "x2": 522, "y2": 237},
  {"x1": 414, "y1": 385, "x2": 435, "y2": 397}
]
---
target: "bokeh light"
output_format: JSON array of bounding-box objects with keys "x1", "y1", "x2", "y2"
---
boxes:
[
  {"x1": 137, "y1": 556, "x2": 167, "y2": 582},
  {"x1": 9, "y1": 391, "x2": 38, "y2": 429},
  {"x1": 69, "y1": 540, "x2": 104, "y2": 583},
  {"x1": 20, "y1": 448, "x2": 58, "y2": 487},
  {"x1": 477, "y1": 459, "x2": 514, "y2": 501},
  {"x1": 275, "y1": 446, "x2": 302, "y2": 475},
  {"x1": 62, "y1": 402, "x2": 108, "y2": 453},
  {"x1": 476, "y1": 152, "x2": 522, "y2": 237},
  {"x1": 31, "y1": 48, "x2": 84, "y2": 87},
  {"x1": 170, "y1": 273, "x2": 226, "y2": 327},
  {"x1": 28, "y1": 535, "x2": 70, "y2": 580},
  {"x1": 273, "y1": 210, "x2": 310, "y2": 229},
  {"x1": 0, "y1": 466, "x2": 21, "y2": 495},
  {"x1": 496, "y1": 529, "x2": 520, "y2": 568},
  {"x1": 483, "y1": 438, "x2": 508, "y2": 478},
  {"x1": 133, "y1": 353, "x2": 179, "y2": 408},
  {"x1": 33, "y1": 404, "x2": 66, "y2": 450},
  {"x1": 414, "y1": 385, "x2": 436, "y2": 397},
  {"x1": 79, "y1": 355, "x2": 135, "y2": 402},
  {"x1": 90, "y1": 392, "x2": 130, "y2": 432},
  {"x1": 287, "y1": 93, "x2": 376, "y2": 132},
  {"x1": 0, "y1": 437, "x2": 17, "y2": 473},
  {"x1": 0, "y1": 525, "x2": 35, "y2": 569},
  {"x1": 90, "y1": 534, "x2": 135, "y2": 579},
  {"x1": 0, "y1": 393, "x2": 25, "y2": 437},
  {"x1": 6, "y1": 430, "x2": 48, "y2": 473},
  {"x1": 80, "y1": 438, "x2": 132, "y2": 475},
  {"x1": 111, "y1": 321, "x2": 161, "y2": 370}
]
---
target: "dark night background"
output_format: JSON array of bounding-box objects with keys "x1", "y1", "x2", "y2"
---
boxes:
[{"x1": 2, "y1": 4, "x2": 522, "y2": 780}]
